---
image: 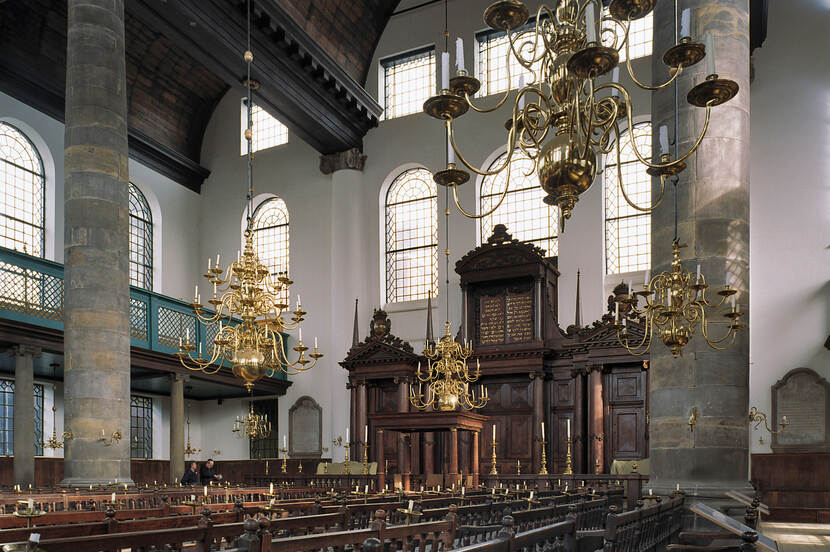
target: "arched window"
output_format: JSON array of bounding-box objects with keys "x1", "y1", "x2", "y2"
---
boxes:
[
  {"x1": 128, "y1": 183, "x2": 153, "y2": 290},
  {"x1": 252, "y1": 197, "x2": 290, "y2": 304},
  {"x1": 385, "y1": 168, "x2": 437, "y2": 303},
  {"x1": 0, "y1": 122, "x2": 45, "y2": 257},
  {"x1": 480, "y1": 150, "x2": 559, "y2": 256},
  {"x1": 604, "y1": 122, "x2": 652, "y2": 275}
]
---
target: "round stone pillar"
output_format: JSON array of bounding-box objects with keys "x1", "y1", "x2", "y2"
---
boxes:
[
  {"x1": 61, "y1": 0, "x2": 132, "y2": 486},
  {"x1": 170, "y1": 375, "x2": 186, "y2": 484},
  {"x1": 11, "y1": 346, "x2": 40, "y2": 487},
  {"x1": 648, "y1": 0, "x2": 750, "y2": 499}
]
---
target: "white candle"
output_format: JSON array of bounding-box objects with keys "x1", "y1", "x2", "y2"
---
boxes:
[
  {"x1": 455, "y1": 37, "x2": 465, "y2": 73},
  {"x1": 566, "y1": 418, "x2": 571, "y2": 439},
  {"x1": 297, "y1": 295, "x2": 302, "y2": 307},
  {"x1": 124, "y1": 484, "x2": 128, "y2": 491},
  {"x1": 704, "y1": 34, "x2": 716, "y2": 75},
  {"x1": 270, "y1": 498, "x2": 275, "y2": 506},
  {"x1": 676, "y1": 483, "x2": 680, "y2": 491},
  {"x1": 208, "y1": 258, "x2": 212, "y2": 270},
  {"x1": 364, "y1": 425, "x2": 368, "y2": 443},
  {"x1": 659, "y1": 125, "x2": 669, "y2": 155},
  {"x1": 517, "y1": 75, "x2": 525, "y2": 110},
  {"x1": 314, "y1": 336, "x2": 318, "y2": 349},
  {"x1": 213, "y1": 283, "x2": 217, "y2": 296},
  {"x1": 283, "y1": 435, "x2": 287, "y2": 449},
  {"x1": 461, "y1": 487, "x2": 465, "y2": 496},
  {"x1": 346, "y1": 427, "x2": 349, "y2": 443},
  {"x1": 696, "y1": 264, "x2": 701, "y2": 282},
  {"x1": 644, "y1": 270, "x2": 651, "y2": 288},
  {"x1": 298, "y1": 328, "x2": 302, "y2": 342},
  {"x1": 216, "y1": 254, "x2": 220, "y2": 266},
  {"x1": 365, "y1": 484, "x2": 369, "y2": 494},
  {"x1": 529, "y1": 491, "x2": 534, "y2": 500},
  {"x1": 408, "y1": 499, "x2": 414, "y2": 511},
  {"x1": 111, "y1": 492, "x2": 116, "y2": 502},
  {"x1": 585, "y1": 3, "x2": 596, "y2": 43},
  {"x1": 493, "y1": 424, "x2": 496, "y2": 441},
  {"x1": 269, "y1": 483, "x2": 274, "y2": 494},
  {"x1": 492, "y1": 488, "x2": 496, "y2": 496},
  {"x1": 28, "y1": 498, "x2": 34, "y2": 510},
  {"x1": 204, "y1": 486, "x2": 208, "y2": 496},
  {"x1": 186, "y1": 329, "x2": 189, "y2": 342},
  {"x1": 191, "y1": 494, "x2": 195, "y2": 502},
  {"x1": 195, "y1": 285, "x2": 198, "y2": 300},
  {"x1": 441, "y1": 51, "x2": 450, "y2": 89},
  {"x1": 649, "y1": 488, "x2": 653, "y2": 496},
  {"x1": 541, "y1": 422, "x2": 545, "y2": 441},
  {"x1": 438, "y1": 484, "x2": 441, "y2": 491},
  {"x1": 680, "y1": 8, "x2": 691, "y2": 37},
  {"x1": 628, "y1": 280, "x2": 633, "y2": 295},
  {"x1": 731, "y1": 296, "x2": 736, "y2": 311},
  {"x1": 611, "y1": 67, "x2": 619, "y2": 97},
  {"x1": 726, "y1": 271, "x2": 732, "y2": 287}
]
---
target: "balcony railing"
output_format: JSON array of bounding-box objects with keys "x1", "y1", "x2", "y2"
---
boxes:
[{"x1": 0, "y1": 247, "x2": 286, "y2": 381}]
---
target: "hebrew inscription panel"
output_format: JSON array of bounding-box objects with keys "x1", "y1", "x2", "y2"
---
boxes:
[{"x1": 774, "y1": 370, "x2": 827, "y2": 447}]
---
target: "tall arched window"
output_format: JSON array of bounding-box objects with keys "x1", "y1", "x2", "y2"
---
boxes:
[
  {"x1": 252, "y1": 197, "x2": 290, "y2": 304},
  {"x1": 480, "y1": 150, "x2": 559, "y2": 256},
  {"x1": 0, "y1": 122, "x2": 45, "y2": 257},
  {"x1": 128, "y1": 183, "x2": 153, "y2": 290},
  {"x1": 385, "y1": 168, "x2": 437, "y2": 303},
  {"x1": 604, "y1": 122, "x2": 652, "y2": 274}
]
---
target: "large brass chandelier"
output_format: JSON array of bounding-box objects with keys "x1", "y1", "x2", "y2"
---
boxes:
[
  {"x1": 177, "y1": 0, "x2": 322, "y2": 390},
  {"x1": 232, "y1": 401, "x2": 272, "y2": 440},
  {"x1": 410, "y1": 323, "x2": 489, "y2": 411},
  {"x1": 424, "y1": 0, "x2": 738, "y2": 225},
  {"x1": 614, "y1": 241, "x2": 744, "y2": 357}
]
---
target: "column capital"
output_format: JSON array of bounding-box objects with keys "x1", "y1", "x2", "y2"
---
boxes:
[
  {"x1": 319, "y1": 148, "x2": 366, "y2": 174},
  {"x1": 170, "y1": 373, "x2": 190, "y2": 383},
  {"x1": 7, "y1": 345, "x2": 42, "y2": 358}
]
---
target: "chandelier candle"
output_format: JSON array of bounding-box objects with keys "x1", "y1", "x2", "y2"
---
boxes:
[
  {"x1": 455, "y1": 37, "x2": 465, "y2": 72},
  {"x1": 680, "y1": 8, "x2": 690, "y2": 38}
]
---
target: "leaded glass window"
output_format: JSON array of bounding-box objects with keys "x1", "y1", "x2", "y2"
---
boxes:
[
  {"x1": 128, "y1": 184, "x2": 153, "y2": 290},
  {"x1": 385, "y1": 168, "x2": 438, "y2": 303},
  {"x1": 602, "y1": 9, "x2": 653, "y2": 62},
  {"x1": 0, "y1": 122, "x2": 45, "y2": 257},
  {"x1": 240, "y1": 100, "x2": 288, "y2": 155},
  {"x1": 476, "y1": 24, "x2": 544, "y2": 97},
  {"x1": 252, "y1": 197, "x2": 290, "y2": 305},
  {"x1": 480, "y1": 151, "x2": 559, "y2": 256},
  {"x1": 605, "y1": 122, "x2": 652, "y2": 274},
  {"x1": 249, "y1": 399, "x2": 278, "y2": 459},
  {"x1": 0, "y1": 380, "x2": 44, "y2": 456},
  {"x1": 130, "y1": 395, "x2": 153, "y2": 459},
  {"x1": 381, "y1": 47, "x2": 436, "y2": 120}
]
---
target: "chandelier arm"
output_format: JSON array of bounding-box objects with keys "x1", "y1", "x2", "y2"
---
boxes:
[
  {"x1": 450, "y1": 161, "x2": 511, "y2": 219},
  {"x1": 614, "y1": 132, "x2": 668, "y2": 213},
  {"x1": 698, "y1": 309, "x2": 740, "y2": 346},
  {"x1": 575, "y1": 77, "x2": 599, "y2": 160},
  {"x1": 697, "y1": 284, "x2": 730, "y2": 309},
  {"x1": 616, "y1": 320, "x2": 652, "y2": 356},
  {"x1": 448, "y1": 118, "x2": 518, "y2": 176},
  {"x1": 623, "y1": 99, "x2": 714, "y2": 169},
  {"x1": 622, "y1": 23, "x2": 686, "y2": 91}
]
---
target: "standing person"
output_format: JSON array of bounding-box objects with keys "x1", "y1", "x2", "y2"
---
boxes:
[
  {"x1": 181, "y1": 461, "x2": 199, "y2": 485},
  {"x1": 200, "y1": 458, "x2": 223, "y2": 484}
]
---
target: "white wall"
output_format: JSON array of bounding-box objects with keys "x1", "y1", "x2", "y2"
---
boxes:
[{"x1": 748, "y1": 0, "x2": 830, "y2": 453}]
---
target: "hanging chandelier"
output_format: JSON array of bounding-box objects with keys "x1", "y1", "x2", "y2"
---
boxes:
[
  {"x1": 410, "y1": 322, "x2": 489, "y2": 411},
  {"x1": 232, "y1": 400, "x2": 272, "y2": 440},
  {"x1": 184, "y1": 402, "x2": 201, "y2": 457},
  {"x1": 43, "y1": 383, "x2": 73, "y2": 450},
  {"x1": 177, "y1": 0, "x2": 322, "y2": 390},
  {"x1": 424, "y1": 0, "x2": 738, "y2": 226},
  {"x1": 614, "y1": 241, "x2": 744, "y2": 358}
]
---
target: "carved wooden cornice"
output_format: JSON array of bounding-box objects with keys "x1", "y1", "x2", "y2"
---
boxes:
[
  {"x1": 320, "y1": 148, "x2": 366, "y2": 174},
  {"x1": 456, "y1": 225, "x2": 556, "y2": 275}
]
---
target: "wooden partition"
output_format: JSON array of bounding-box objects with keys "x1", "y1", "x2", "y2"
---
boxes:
[{"x1": 752, "y1": 452, "x2": 830, "y2": 522}]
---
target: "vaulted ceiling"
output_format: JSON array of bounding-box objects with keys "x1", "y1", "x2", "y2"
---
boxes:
[{"x1": 0, "y1": 0, "x2": 398, "y2": 191}]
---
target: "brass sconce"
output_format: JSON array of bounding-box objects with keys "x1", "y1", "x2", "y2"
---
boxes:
[
  {"x1": 688, "y1": 407, "x2": 699, "y2": 432},
  {"x1": 100, "y1": 430, "x2": 123, "y2": 446},
  {"x1": 748, "y1": 406, "x2": 788, "y2": 444}
]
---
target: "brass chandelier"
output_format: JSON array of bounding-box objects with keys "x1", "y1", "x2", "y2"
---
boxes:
[
  {"x1": 410, "y1": 323, "x2": 489, "y2": 411},
  {"x1": 177, "y1": 0, "x2": 322, "y2": 390},
  {"x1": 43, "y1": 383, "x2": 73, "y2": 450},
  {"x1": 184, "y1": 402, "x2": 201, "y2": 457},
  {"x1": 424, "y1": 0, "x2": 738, "y2": 226},
  {"x1": 232, "y1": 400, "x2": 272, "y2": 440},
  {"x1": 614, "y1": 241, "x2": 744, "y2": 357}
]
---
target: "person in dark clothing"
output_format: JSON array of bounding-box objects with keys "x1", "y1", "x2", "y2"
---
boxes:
[
  {"x1": 181, "y1": 461, "x2": 199, "y2": 485},
  {"x1": 200, "y1": 458, "x2": 222, "y2": 484}
]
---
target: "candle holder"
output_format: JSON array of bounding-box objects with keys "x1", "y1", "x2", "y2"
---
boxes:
[
  {"x1": 516, "y1": 460, "x2": 521, "y2": 475},
  {"x1": 298, "y1": 461, "x2": 302, "y2": 474},
  {"x1": 182, "y1": 498, "x2": 204, "y2": 515},
  {"x1": 539, "y1": 439, "x2": 548, "y2": 475},
  {"x1": 564, "y1": 437, "x2": 574, "y2": 475},
  {"x1": 362, "y1": 441, "x2": 369, "y2": 475},
  {"x1": 523, "y1": 496, "x2": 540, "y2": 511},
  {"x1": 396, "y1": 507, "x2": 422, "y2": 526},
  {"x1": 489, "y1": 439, "x2": 498, "y2": 475},
  {"x1": 260, "y1": 503, "x2": 285, "y2": 517},
  {"x1": 343, "y1": 442, "x2": 351, "y2": 475},
  {"x1": 279, "y1": 446, "x2": 288, "y2": 473},
  {"x1": 14, "y1": 508, "x2": 44, "y2": 529},
  {"x1": 100, "y1": 430, "x2": 123, "y2": 447}
]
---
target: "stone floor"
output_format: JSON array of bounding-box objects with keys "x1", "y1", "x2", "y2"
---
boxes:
[{"x1": 761, "y1": 522, "x2": 830, "y2": 552}]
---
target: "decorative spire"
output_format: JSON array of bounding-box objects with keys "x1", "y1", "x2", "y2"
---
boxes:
[
  {"x1": 352, "y1": 298, "x2": 360, "y2": 348},
  {"x1": 574, "y1": 269, "x2": 582, "y2": 328},
  {"x1": 425, "y1": 295, "x2": 434, "y2": 346}
]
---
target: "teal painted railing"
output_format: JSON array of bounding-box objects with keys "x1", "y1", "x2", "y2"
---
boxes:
[{"x1": 0, "y1": 247, "x2": 287, "y2": 381}]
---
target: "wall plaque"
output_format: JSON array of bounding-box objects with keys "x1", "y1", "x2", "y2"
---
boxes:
[
  {"x1": 772, "y1": 368, "x2": 830, "y2": 452},
  {"x1": 479, "y1": 294, "x2": 505, "y2": 345},
  {"x1": 289, "y1": 396, "x2": 323, "y2": 457},
  {"x1": 506, "y1": 290, "x2": 533, "y2": 343}
]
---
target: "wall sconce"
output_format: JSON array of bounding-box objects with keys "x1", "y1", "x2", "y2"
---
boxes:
[
  {"x1": 749, "y1": 406, "x2": 788, "y2": 444},
  {"x1": 332, "y1": 436, "x2": 343, "y2": 447},
  {"x1": 688, "y1": 407, "x2": 699, "y2": 432},
  {"x1": 100, "y1": 429, "x2": 123, "y2": 446}
]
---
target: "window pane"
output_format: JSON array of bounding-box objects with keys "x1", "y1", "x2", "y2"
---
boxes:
[
  {"x1": 0, "y1": 380, "x2": 45, "y2": 456},
  {"x1": 480, "y1": 151, "x2": 559, "y2": 256},
  {"x1": 0, "y1": 123, "x2": 45, "y2": 257},
  {"x1": 605, "y1": 123, "x2": 652, "y2": 274},
  {"x1": 382, "y1": 48, "x2": 436, "y2": 120},
  {"x1": 385, "y1": 168, "x2": 437, "y2": 303},
  {"x1": 602, "y1": 10, "x2": 653, "y2": 62},
  {"x1": 249, "y1": 399, "x2": 278, "y2": 459},
  {"x1": 130, "y1": 395, "x2": 153, "y2": 459},
  {"x1": 128, "y1": 184, "x2": 153, "y2": 290},
  {"x1": 252, "y1": 198, "x2": 290, "y2": 306},
  {"x1": 477, "y1": 28, "x2": 544, "y2": 96},
  {"x1": 240, "y1": 100, "x2": 289, "y2": 155}
]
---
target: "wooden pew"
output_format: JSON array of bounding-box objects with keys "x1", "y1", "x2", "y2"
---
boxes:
[{"x1": 598, "y1": 496, "x2": 685, "y2": 552}]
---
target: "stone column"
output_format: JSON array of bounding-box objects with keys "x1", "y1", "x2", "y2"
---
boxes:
[
  {"x1": 61, "y1": 0, "x2": 132, "y2": 487},
  {"x1": 531, "y1": 372, "x2": 544, "y2": 473},
  {"x1": 423, "y1": 431, "x2": 435, "y2": 475},
  {"x1": 356, "y1": 381, "x2": 367, "y2": 461},
  {"x1": 376, "y1": 429, "x2": 385, "y2": 490},
  {"x1": 169, "y1": 375, "x2": 186, "y2": 484},
  {"x1": 471, "y1": 431, "x2": 479, "y2": 487},
  {"x1": 449, "y1": 428, "x2": 459, "y2": 485},
  {"x1": 11, "y1": 346, "x2": 40, "y2": 487},
  {"x1": 649, "y1": 0, "x2": 750, "y2": 498}
]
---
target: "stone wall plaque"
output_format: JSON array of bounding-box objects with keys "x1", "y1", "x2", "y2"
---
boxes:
[
  {"x1": 289, "y1": 396, "x2": 323, "y2": 458},
  {"x1": 772, "y1": 368, "x2": 830, "y2": 452}
]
